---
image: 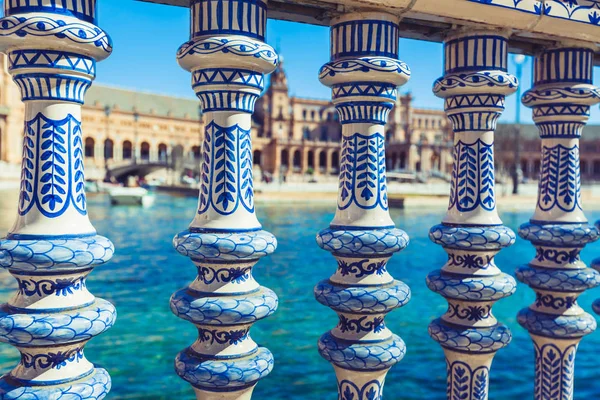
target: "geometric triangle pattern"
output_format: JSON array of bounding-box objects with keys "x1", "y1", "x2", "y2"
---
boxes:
[
  {"x1": 332, "y1": 83, "x2": 398, "y2": 100},
  {"x1": 193, "y1": 68, "x2": 264, "y2": 90},
  {"x1": 8, "y1": 49, "x2": 96, "y2": 76},
  {"x1": 446, "y1": 94, "x2": 505, "y2": 110}
]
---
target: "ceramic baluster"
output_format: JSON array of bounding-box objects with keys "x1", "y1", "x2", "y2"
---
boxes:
[
  {"x1": 171, "y1": 1, "x2": 278, "y2": 399},
  {"x1": 427, "y1": 30, "x2": 518, "y2": 400},
  {"x1": 0, "y1": 1, "x2": 115, "y2": 399},
  {"x1": 517, "y1": 45, "x2": 600, "y2": 400},
  {"x1": 315, "y1": 12, "x2": 411, "y2": 399}
]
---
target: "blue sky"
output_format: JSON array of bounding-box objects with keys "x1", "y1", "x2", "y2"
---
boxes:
[{"x1": 84, "y1": 1, "x2": 599, "y2": 124}]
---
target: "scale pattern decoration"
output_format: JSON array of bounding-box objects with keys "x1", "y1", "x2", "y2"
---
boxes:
[
  {"x1": 173, "y1": 1, "x2": 279, "y2": 399},
  {"x1": 0, "y1": 1, "x2": 114, "y2": 399},
  {"x1": 428, "y1": 31, "x2": 518, "y2": 400},
  {"x1": 519, "y1": 46, "x2": 600, "y2": 400},
  {"x1": 316, "y1": 12, "x2": 412, "y2": 400}
]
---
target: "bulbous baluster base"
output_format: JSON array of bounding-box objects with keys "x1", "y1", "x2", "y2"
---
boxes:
[
  {"x1": 175, "y1": 347, "x2": 274, "y2": 398},
  {"x1": 0, "y1": 367, "x2": 111, "y2": 400},
  {"x1": 517, "y1": 222, "x2": 599, "y2": 400},
  {"x1": 0, "y1": 235, "x2": 115, "y2": 400},
  {"x1": 172, "y1": 229, "x2": 277, "y2": 399}
]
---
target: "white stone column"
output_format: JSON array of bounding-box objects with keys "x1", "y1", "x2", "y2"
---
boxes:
[
  {"x1": 427, "y1": 30, "x2": 518, "y2": 399},
  {"x1": 518, "y1": 45, "x2": 600, "y2": 400},
  {"x1": 0, "y1": 2, "x2": 115, "y2": 398},
  {"x1": 316, "y1": 12, "x2": 411, "y2": 399},
  {"x1": 172, "y1": 1, "x2": 278, "y2": 399}
]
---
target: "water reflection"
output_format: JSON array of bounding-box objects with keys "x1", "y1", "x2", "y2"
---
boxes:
[{"x1": 0, "y1": 190, "x2": 599, "y2": 399}]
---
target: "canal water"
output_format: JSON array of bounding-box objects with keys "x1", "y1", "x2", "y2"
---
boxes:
[{"x1": 1, "y1": 191, "x2": 600, "y2": 399}]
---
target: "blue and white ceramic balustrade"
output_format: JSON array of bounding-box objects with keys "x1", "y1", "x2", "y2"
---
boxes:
[
  {"x1": 427, "y1": 30, "x2": 518, "y2": 400},
  {"x1": 517, "y1": 45, "x2": 600, "y2": 400},
  {"x1": 0, "y1": 1, "x2": 114, "y2": 399},
  {"x1": 172, "y1": 1, "x2": 278, "y2": 399},
  {"x1": 315, "y1": 12, "x2": 412, "y2": 400}
]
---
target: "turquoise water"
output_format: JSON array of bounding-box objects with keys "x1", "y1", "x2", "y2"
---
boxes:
[{"x1": 2, "y1": 192, "x2": 600, "y2": 399}]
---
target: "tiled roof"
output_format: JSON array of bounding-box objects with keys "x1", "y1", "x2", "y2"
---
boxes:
[{"x1": 84, "y1": 84, "x2": 201, "y2": 120}]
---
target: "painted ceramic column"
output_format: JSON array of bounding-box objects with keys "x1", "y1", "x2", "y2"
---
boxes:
[
  {"x1": 518, "y1": 45, "x2": 600, "y2": 400},
  {"x1": 172, "y1": 1, "x2": 278, "y2": 399},
  {"x1": 0, "y1": 2, "x2": 115, "y2": 399},
  {"x1": 427, "y1": 30, "x2": 518, "y2": 400},
  {"x1": 316, "y1": 12, "x2": 411, "y2": 399}
]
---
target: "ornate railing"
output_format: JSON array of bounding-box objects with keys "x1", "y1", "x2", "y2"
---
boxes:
[
  {"x1": 427, "y1": 30, "x2": 517, "y2": 400},
  {"x1": 0, "y1": 1, "x2": 115, "y2": 399},
  {"x1": 315, "y1": 12, "x2": 412, "y2": 400},
  {"x1": 3, "y1": 1, "x2": 600, "y2": 399},
  {"x1": 518, "y1": 46, "x2": 600, "y2": 400},
  {"x1": 170, "y1": 1, "x2": 279, "y2": 399}
]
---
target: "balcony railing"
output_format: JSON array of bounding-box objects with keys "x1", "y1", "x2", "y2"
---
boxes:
[{"x1": 1, "y1": 1, "x2": 600, "y2": 400}]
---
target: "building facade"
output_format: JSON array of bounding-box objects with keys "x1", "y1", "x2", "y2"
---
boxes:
[
  {"x1": 253, "y1": 58, "x2": 454, "y2": 181},
  {"x1": 11, "y1": 53, "x2": 599, "y2": 183},
  {"x1": 0, "y1": 54, "x2": 454, "y2": 182}
]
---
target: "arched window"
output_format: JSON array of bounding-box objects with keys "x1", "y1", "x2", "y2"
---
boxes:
[
  {"x1": 122, "y1": 140, "x2": 132, "y2": 159},
  {"x1": 303, "y1": 126, "x2": 310, "y2": 140},
  {"x1": 320, "y1": 126, "x2": 327, "y2": 142},
  {"x1": 594, "y1": 160, "x2": 600, "y2": 174},
  {"x1": 302, "y1": 109, "x2": 307, "y2": 120},
  {"x1": 319, "y1": 151, "x2": 326, "y2": 171},
  {"x1": 141, "y1": 142, "x2": 150, "y2": 161},
  {"x1": 293, "y1": 149, "x2": 301, "y2": 169},
  {"x1": 104, "y1": 139, "x2": 114, "y2": 160},
  {"x1": 192, "y1": 145, "x2": 200, "y2": 160},
  {"x1": 581, "y1": 160, "x2": 588, "y2": 176},
  {"x1": 311, "y1": 110, "x2": 315, "y2": 121},
  {"x1": 281, "y1": 149, "x2": 289, "y2": 167},
  {"x1": 331, "y1": 151, "x2": 339, "y2": 173},
  {"x1": 84, "y1": 137, "x2": 95, "y2": 158},
  {"x1": 390, "y1": 153, "x2": 398, "y2": 170},
  {"x1": 253, "y1": 150, "x2": 262, "y2": 166},
  {"x1": 307, "y1": 150, "x2": 314, "y2": 168},
  {"x1": 158, "y1": 143, "x2": 168, "y2": 161},
  {"x1": 533, "y1": 159, "x2": 541, "y2": 175}
]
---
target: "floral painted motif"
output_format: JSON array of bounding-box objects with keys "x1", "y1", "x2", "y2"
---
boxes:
[
  {"x1": 198, "y1": 121, "x2": 254, "y2": 215},
  {"x1": 448, "y1": 139, "x2": 495, "y2": 213},
  {"x1": 19, "y1": 113, "x2": 86, "y2": 218},
  {"x1": 338, "y1": 132, "x2": 388, "y2": 211},
  {"x1": 538, "y1": 144, "x2": 581, "y2": 212}
]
